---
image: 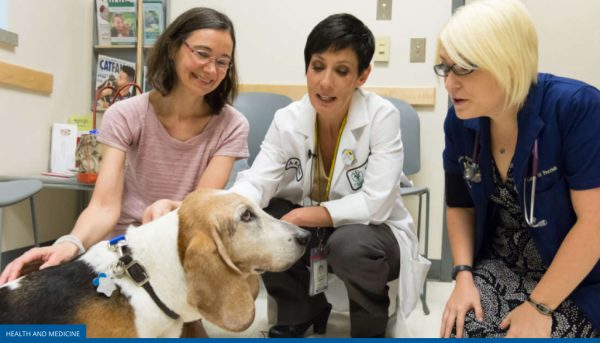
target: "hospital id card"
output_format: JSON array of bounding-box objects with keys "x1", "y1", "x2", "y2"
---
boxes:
[{"x1": 309, "y1": 247, "x2": 328, "y2": 296}]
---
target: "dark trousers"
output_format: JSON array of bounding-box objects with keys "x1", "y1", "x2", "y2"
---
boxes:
[{"x1": 263, "y1": 198, "x2": 400, "y2": 337}]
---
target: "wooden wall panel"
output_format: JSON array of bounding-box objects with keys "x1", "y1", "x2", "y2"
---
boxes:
[
  {"x1": 240, "y1": 84, "x2": 435, "y2": 107},
  {"x1": 0, "y1": 61, "x2": 53, "y2": 94}
]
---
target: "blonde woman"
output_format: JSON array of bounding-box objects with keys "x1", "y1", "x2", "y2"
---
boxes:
[{"x1": 437, "y1": 0, "x2": 600, "y2": 338}]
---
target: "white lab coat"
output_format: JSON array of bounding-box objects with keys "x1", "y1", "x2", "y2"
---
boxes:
[{"x1": 230, "y1": 89, "x2": 430, "y2": 335}]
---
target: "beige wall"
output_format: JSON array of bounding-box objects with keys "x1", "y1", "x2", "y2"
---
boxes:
[
  {"x1": 522, "y1": 0, "x2": 600, "y2": 88},
  {"x1": 465, "y1": 0, "x2": 600, "y2": 87}
]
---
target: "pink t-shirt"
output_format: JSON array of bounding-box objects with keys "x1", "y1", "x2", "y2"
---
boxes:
[{"x1": 98, "y1": 92, "x2": 249, "y2": 232}]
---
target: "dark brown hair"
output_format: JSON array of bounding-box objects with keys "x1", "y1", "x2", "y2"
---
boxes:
[{"x1": 146, "y1": 7, "x2": 238, "y2": 114}]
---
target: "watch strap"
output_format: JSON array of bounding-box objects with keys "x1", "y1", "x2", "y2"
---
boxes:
[
  {"x1": 451, "y1": 264, "x2": 473, "y2": 280},
  {"x1": 526, "y1": 296, "x2": 554, "y2": 316}
]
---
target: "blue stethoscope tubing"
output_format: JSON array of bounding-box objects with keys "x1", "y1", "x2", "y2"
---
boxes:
[{"x1": 464, "y1": 132, "x2": 544, "y2": 227}]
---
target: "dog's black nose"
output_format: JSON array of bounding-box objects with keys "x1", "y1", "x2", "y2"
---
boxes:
[{"x1": 294, "y1": 229, "x2": 311, "y2": 246}]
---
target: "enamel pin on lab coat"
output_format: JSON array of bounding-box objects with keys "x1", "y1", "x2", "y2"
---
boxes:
[{"x1": 342, "y1": 149, "x2": 355, "y2": 165}]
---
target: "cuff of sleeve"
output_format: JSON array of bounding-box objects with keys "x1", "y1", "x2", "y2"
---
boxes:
[
  {"x1": 229, "y1": 182, "x2": 264, "y2": 208},
  {"x1": 53, "y1": 234, "x2": 86, "y2": 255},
  {"x1": 321, "y1": 193, "x2": 369, "y2": 227}
]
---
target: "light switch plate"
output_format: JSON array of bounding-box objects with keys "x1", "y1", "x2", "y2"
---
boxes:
[
  {"x1": 410, "y1": 38, "x2": 426, "y2": 63},
  {"x1": 0, "y1": 28, "x2": 18, "y2": 47},
  {"x1": 376, "y1": 0, "x2": 392, "y2": 20},
  {"x1": 374, "y1": 37, "x2": 390, "y2": 62}
]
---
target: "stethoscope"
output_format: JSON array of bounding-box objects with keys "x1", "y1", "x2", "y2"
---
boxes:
[{"x1": 463, "y1": 132, "x2": 546, "y2": 228}]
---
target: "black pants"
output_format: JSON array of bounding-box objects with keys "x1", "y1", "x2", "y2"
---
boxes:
[{"x1": 263, "y1": 198, "x2": 400, "y2": 337}]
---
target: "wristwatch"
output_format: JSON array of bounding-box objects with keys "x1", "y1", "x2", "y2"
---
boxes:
[
  {"x1": 526, "y1": 296, "x2": 554, "y2": 316},
  {"x1": 451, "y1": 265, "x2": 473, "y2": 280}
]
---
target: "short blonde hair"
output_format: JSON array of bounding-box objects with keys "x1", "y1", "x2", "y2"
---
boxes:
[{"x1": 437, "y1": 0, "x2": 538, "y2": 111}]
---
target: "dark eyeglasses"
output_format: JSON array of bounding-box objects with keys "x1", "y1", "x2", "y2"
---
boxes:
[
  {"x1": 183, "y1": 41, "x2": 232, "y2": 71},
  {"x1": 433, "y1": 63, "x2": 477, "y2": 77}
]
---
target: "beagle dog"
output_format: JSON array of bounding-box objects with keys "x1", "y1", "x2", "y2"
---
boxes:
[{"x1": 0, "y1": 189, "x2": 310, "y2": 337}]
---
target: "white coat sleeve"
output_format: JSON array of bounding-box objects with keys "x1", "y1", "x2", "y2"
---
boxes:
[
  {"x1": 229, "y1": 111, "x2": 287, "y2": 208},
  {"x1": 322, "y1": 106, "x2": 404, "y2": 226}
]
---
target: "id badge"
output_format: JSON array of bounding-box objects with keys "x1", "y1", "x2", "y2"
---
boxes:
[{"x1": 309, "y1": 246, "x2": 328, "y2": 296}]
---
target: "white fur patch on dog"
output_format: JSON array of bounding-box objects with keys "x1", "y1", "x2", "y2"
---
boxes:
[{"x1": 0, "y1": 276, "x2": 23, "y2": 290}]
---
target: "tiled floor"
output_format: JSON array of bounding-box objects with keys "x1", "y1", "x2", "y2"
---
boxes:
[{"x1": 204, "y1": 280, "x2": 453, "y2": 338}]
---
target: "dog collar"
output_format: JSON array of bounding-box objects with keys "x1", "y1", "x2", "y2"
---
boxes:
[{"x1": 109, "y1": 235, "x2": 180, "y2": 320}]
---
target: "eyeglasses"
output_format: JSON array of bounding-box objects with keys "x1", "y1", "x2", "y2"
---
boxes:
[
  {"x1": 433, "y1": 63, "x2": 477, "y2": 77},
  {"x1": 182, "y1": 41, "x2": 232, "y2": 71}
]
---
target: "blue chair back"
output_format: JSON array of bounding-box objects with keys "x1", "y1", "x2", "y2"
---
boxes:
[
  {"x1": 384, "y1": 96, "x2": 421, "y2": 176},
  {"x1": 233, "y1": 92, "x2": 293, "y2": 166}
]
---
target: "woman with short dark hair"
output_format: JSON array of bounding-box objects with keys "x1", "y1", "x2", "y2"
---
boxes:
[{"x1": 230, "y1": 13, "x2": 429, "y2": 338}]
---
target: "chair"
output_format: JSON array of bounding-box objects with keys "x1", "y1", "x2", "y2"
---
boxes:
[
  {"x1": 226, "y1": 92, "x2": 293, "y2": 189},
  {"x1": 385, "y1": 96, "x2": 430, "y2": 315},
  {"x1": 233, "y1": 92, "x2": 294, "y2": 166},
  {"x1": 0, "y1": 180, "x2": 43, "y2": 268}
]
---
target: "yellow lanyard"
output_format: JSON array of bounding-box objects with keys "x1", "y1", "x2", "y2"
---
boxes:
[{"x1": 314, "y1": 115, "x2": 348, "y2": 200}]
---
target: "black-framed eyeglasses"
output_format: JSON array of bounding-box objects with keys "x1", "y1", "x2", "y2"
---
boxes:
[
  {"x1": 433, "y1": 63, "x2": 477, "y2": 77},
  {"x1": 182, "y1": 41, "x2": 232, "y2": 71}
]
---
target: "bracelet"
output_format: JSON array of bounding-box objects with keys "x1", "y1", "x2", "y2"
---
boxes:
[
  {"x1": 53, "y1": 234, "x2": 86, "y2": 255},
  {"x1": 526, "y1": 296, "x2": 554, "y2": 316},
  {"x1": 451, "y1": 264, "x2": 473, "y2": 280}
]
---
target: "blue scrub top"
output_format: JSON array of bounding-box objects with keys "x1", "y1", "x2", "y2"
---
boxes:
[{"x1": 443, "y1": 73, "x2": 600, "y2": 330}]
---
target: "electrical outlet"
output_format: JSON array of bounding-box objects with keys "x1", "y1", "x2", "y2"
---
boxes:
[
  {"x1": 374, "y1": 37, "x2": 390, "y2": 62},
  {"x1": 410, "y1": 38, "x2": 426, "y2": 63},
  {"x1": 376, "y1": 0, "x2": 392, "y2": 20}
]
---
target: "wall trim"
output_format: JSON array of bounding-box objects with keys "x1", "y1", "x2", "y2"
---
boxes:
[
  {"x1": 0, "y1": 60, "x2": 53, "y2": 94},
  {"x1": 240, "y1": 84, "x2": 436, "y2": 107}
]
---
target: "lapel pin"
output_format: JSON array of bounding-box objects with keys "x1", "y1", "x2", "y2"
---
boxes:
[{"x1": 342, "y1": 149, "x2": 355, "y2": 165}]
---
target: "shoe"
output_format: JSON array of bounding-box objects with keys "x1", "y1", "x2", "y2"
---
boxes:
[{"x1": 268, "y1": 303, "x2": 332, "y2": 338}]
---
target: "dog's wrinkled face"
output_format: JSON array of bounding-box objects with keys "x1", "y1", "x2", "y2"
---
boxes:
[
  {"x1": 221, "y1": 194, "x2": 309, "y2": 274},
  {"x1": 180, "y1": 189, "x2": 309, "y2": 274},
  {"x1": 177, "y1": 189, "x2": 310, "y2": 332}
]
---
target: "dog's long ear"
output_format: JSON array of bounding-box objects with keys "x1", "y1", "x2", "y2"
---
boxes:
[
  {"x1": 184, "y1": 231, "x2": 255, "y2": 332},
  {"x1": 209, "y1": 217, "x2": 243, "y2": 275}
]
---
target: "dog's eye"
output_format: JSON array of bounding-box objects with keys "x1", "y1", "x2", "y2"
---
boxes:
[{"x1": 241, "y1": 209, "x2": 254, "y2": 222}]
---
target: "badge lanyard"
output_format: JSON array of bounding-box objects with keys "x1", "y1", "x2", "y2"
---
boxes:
[{"x1": 308, "y1": 115, "x2": 347, "y2": 296}]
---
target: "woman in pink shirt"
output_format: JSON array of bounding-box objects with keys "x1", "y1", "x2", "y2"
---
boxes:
[{"x1": 0, "y1": 7, "x2": 248, "y2": 292}]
